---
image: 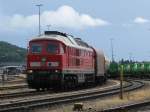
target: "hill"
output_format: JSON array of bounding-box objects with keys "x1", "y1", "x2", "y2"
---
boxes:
[{"x1": 0, "y1": 41, "x2": 26, "y2": 62}]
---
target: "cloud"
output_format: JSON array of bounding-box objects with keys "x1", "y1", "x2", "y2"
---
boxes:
[
  {"x1": 134, "y1": 17, "x2": 149, "y2": 24},
  {"x1": 0, "y1": 5, "x2": 109, "y2": 30}
]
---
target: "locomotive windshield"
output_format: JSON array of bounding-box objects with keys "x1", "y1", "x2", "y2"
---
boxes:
[
  {"x1": 31, "y1": 44, "x2": 42, "y2": 53},
  {"x1": 47, "y1": 43, "x2": 59, "y2": 54}
]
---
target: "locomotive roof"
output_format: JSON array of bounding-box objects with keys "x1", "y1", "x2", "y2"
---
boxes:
[{"x1": 30, "y1": 31, "x2": 93, "y2": 51}]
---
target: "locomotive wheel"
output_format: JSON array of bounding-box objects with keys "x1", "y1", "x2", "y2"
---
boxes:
[{"x1": 63, "y1": 75, "x2": 77, "y2": 90}]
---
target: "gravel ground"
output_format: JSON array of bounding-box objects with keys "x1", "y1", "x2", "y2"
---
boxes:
[
  {"x1": 127, "y1": 80, "x2": 150, "y2": 112},
  {"x1": 128, "y1": 105, "x2": 150, "y2": 112},
  {"x1": 34, "y1": 80, "x2": 150, "y2": 112}
]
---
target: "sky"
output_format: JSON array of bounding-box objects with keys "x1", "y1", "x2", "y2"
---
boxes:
[{"x1": 0, "y1": 0, "x2": 150, "y2": 61}]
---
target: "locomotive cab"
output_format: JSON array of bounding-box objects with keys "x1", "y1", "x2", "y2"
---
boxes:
[
  {"x1": 27, "y1": 37, "x2": 67, "y2": 89},
  {"x1": 27, "y1": 40, "x2": 66, "y2": 70}
]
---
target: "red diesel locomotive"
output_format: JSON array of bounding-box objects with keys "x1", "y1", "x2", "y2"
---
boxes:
[{"x1": 27, "y1": 31, "x2": 108, "y2": 90}]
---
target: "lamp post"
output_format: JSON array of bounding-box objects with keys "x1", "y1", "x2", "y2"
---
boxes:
[
  {"x1": 120, "y1": 65, "x2": 124, "y2": 99},
  {"x1": 36, "y1": 4, "x2": 43, "y2": 36},
  {"x1": 129, "y1": 52, "x2": 132, "y2": 62},
  {"x1": 110, "y1": 38, "x2": 114, "y2": 62}
]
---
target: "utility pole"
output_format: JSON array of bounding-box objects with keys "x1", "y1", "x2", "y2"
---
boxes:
[
  {"x1": 129, "y1": 52, "x2": 132, "y2": 62},
  {"x1": 120, "y1": 65, "x2": 124, "y2": 99},
  {"x1": 36, "y1": 4, "x2": 43, "y2": 36},
  {"x1": 110, "y1": 38, "x2": 114, "y2": 62}
]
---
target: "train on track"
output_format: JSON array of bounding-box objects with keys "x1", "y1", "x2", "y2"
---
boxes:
[
  {"x1": 108, "y1": 61, "x2": 150, "y2": 78},
  {"x1": 26, "y1": 31, "x2": 110, "y2": 90}
]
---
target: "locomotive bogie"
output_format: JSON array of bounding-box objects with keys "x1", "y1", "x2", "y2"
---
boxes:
[{"x1": 27, "y1": 72, "x2": 62, "y2": 89}]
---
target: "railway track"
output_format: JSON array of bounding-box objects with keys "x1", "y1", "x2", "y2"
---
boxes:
[
  {"x1": 0, "y1": 75, "x2": 26, "y2": 91},
  {"x1": 98, "y1": 78, "x2": 150, "y2": 112},
  {"x1": 0, "y1": 75, "x2": 26, "y2": 84},
  {"x1": 0, "y1": 84, "x2": 27, "y2": 90},
  {"x1": 0, "y1": 81, "x2": 119, "y2": 99},
  {"x1": 101, "y1": 100, "x2": 150, "y2": 112},
  {"x1": 8, "y1": 80, "x2": 25, "y2": 84},
  {"x1": 0, "y1": 90, "x2": 52, "y2": 99},
  {"x1": 0, "y1": 80, "x2": 144, "y2": 112},
  {"x1": 0, "y1": 79, "x2": 25, "y2": 85}
]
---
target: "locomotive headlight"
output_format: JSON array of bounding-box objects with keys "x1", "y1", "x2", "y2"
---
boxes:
[{"x1": 27, "y1": 70, "x2": 33, "y2": 74}]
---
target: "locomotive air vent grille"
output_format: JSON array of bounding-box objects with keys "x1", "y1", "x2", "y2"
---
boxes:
[{"x1": 44, "y1": 31, "x2": 67, "y2": 37}]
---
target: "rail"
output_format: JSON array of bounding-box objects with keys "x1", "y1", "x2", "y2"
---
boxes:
[{"x1": 0, "y1": 80, "x2": 144, "y2": 112}]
